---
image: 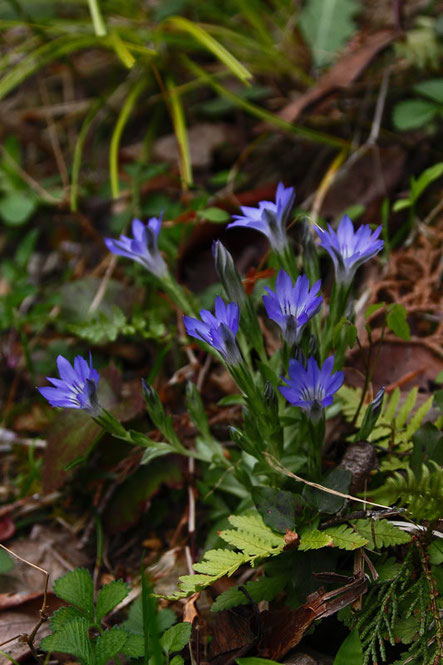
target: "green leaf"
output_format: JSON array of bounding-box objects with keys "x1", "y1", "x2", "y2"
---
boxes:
[
  {"x1": 211, "y1": 575, "x2": 286, "y2": 612},
  {"x1": 299, "y1": 528, "x2": 333, "y2": 551},
  {"x1": 392, "y1": 99, "x2": 438, "y2": 131},
  {"x1": 40, "y1": 617, "x2": 94, "y2": 664},
  {"x1": 414, "y1": 79, "x2": 443, "y2": 104},
  {"x1": 193, "y1": 549, "x2": 247, "y2": 577},
  {"x1": 429, "y1": 539, "x2": 443, "y2": 565},
  {"x1": 411, "y1": 422, "x2": 443, "y2": 480},
  {"x1": 352, "y1": 519, "x2": 411, "y2": 548},
  {"x1": 96, "y1": 579, "x2": 129, "y2": 623},
  {"x1": 200, "y1": 207, "x2": 231, "y2": 223},
  {"x1": 303, "y1": 467, "x2": 352, "y2": 514},
  {"x1": 299, "y1": 0, "x2": 359, "y2": 67},
  {"x1": 386, "y1": 304, "x2": 410, "y2": 341},
  {"x1": 333, "y1": 629, "x2": 363, "y2": 665},
  {"x1": 324, "y1": 525, "x2": 368, "y2": 550},
  {"x1": 49, "y1": 606, "x2": 86, "y2": 632},
  {"x1": 160, "y1": 622, "x2": 192, "y2": 655},
  {"x1": 410, "y1": 162, "x2": 443, "y2": 204},
  {"x1": 0, "y1": 548, "x2": 14, "y2": 574},
  {"x1": 252, "y1": 486, "x2": 300, "y2": 533},
  {"x1": 220, "y1": 513, "x2": 284, "y2": 555},
  {"x1": 170, "y1": 656, "x2": 185, "y2": 665},
  {"x1": 0, "y1": 191, "x2": 36, "y2": 226},
  {"x1": 53, "y1": 568, "x2": 94, "y2": 620},
  {"x1": 94, "y1": 627, "x2": 129, "y2": 665},
  {"x1": 120, "y1": 632, "x2": 145, "y2": 658}
]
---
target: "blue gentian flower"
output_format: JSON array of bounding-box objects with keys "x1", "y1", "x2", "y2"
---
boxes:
[
  {"x1": 316, "y1": 215, "x2": 383, "y2": 286},
  {"x1": 280, "y1": 356, "x2": 343, "y2": 421},
  {"x1": 104, "y1": 216, "x2": 167, "y2": 278},
  {"x1": 263, "y1": 270, "x2": 322, "y2": 345},
  {"x1": 38, "y1": 353, "x2": 101, "y2": 415},
  {"x1": 227, "y1": 182, "x2": 295, "y2": 252},
  {"x1": 184, "y1": 296, "x2": 241, "y2": 365}
]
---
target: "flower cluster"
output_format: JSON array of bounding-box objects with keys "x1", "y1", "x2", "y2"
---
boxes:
[{"x1": 38, "y1": 354, "x2": 100, "y2": 416}]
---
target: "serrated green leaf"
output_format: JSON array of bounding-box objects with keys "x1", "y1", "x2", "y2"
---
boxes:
[
  {"x1": 40, "y1": 617, "x2": 93, "y2": 664},
  {"x1": 352, "y1": 519, "x2": 411, "y2": 548},
  {"x1": 49, "y1": 606, "x2": 86, "y2": 632},
  {"x1": 393, "y1": 616, "x2": 419, "y2": 644},
  {"x1": 383, "y1": 387, "x2": 400, "y2": 422},
  {"x1": 160, "y1": 622, "x2": 192, "y2": 655},
  {"x1": 404, "y1": 394, "x2": 433, "y2": 439},
  {"x1": 387, "y1": 304, "x2": 410, "y2": 341},
  {"x1": 211, "y1": 575, "x2": 286, "y2": 612},
  {"x1": 96, "y1": 579, "x2": 129, "y2": 623},
  {"x1": 324, "y1": 525, "x2": 368, "y2": 550},
  {"x1": 333, "y1": 629, "x2": 363, "y2": 664},
  {"x1": 53, "y1": 568, "x2": 94, "y2": 620},
  {"x1": 193, "y1": 549, "x2": 247, "y2": 577},
  {"x1": 227, "y1": 513, "x2": 284, "y2": 548},
  {"x1": 299, "y1": 529, "x2": 333, "y2": 551},
  {"x1": 170, "y1": 656, "x2": 185, "y2": 665},
  {"x1": 120, "y1": 632, "x2": 145, "y2": 658},
  {"x1": 252, "y1": 486, "x2": 300, "y2": 533},
  {"x1": 94, "y1": 626, "x2": 129, "y2": 665}
]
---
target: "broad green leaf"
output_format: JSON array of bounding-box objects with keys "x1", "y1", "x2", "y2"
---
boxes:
[
  {"x1": 212, "y1": 575, "x2": 286, "y2": 612},
  {"x1": 392, "y1": 99, "x2": 437, "y2": 131},
  {"x1": 333, "y1": 629, "x2": 363, "y2": 664},
  {"x1": 160, "y1": 622, "x2": 192, "y2": 655},
  {"x1": 303, "y1": 467, "x2": 352, "y2": 514},
  {"x1": 414, "y1": 79, "x2": 443, "y2": 104},
  {"x1": 94, "y1": 627, "x2": 129, "y2": 665},
  {"x1": 386, "y1": 304, "x2": 410, "y2": 341},
  {"x1": 429, "y1": 539, "x2": 443, "y2": 565},
  {"x1": 170, "y1": 657, "x2": 185, "y2": 665},
  {"x1": 0, "y1": 548, "x2": 14, "y2": 574},
  {"x1": 300, "y1": 0, "x2": 359, "y2": 67},
  {"x1": 40, "y1": 617, "x2": 94, "y2": 664},
  {"x1": 411, "y1": 422, "x2": 443, "y2": 480},
  {"x1": 0, "y1": 192, "x2": 36, "y2": 226},
  {"x1": 410, "y1": 162, "x2": 443, "y2": 204},
  {"x1": 53, "y1": 568, "x2": 94, "y2": 620},
  {"x1": 252, "y1": 486, "x2": 301, "y2": 533},
  {"x1": 200, "y1": 207, "x2": 231, "y2": 222},
  {"x1": 96, "y1": 579, "x2": 129, "y2": 623}
]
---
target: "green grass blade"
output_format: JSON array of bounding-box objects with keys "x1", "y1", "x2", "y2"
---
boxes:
[
  {"x1": 164, "y1": 16, "x2": 252, "y2": 83},
  {"x1": 166, "y1": 77, "x2": 192, "y2": 189},
  {"x1": 184, "y1": 58, "x2": 349, "y2": 149},
  {"x1": 71, "y1": 99, "x2": 104, "y2": 212},
  {"x1": 109, "y1": 77, "x2": 147, "y2": 198}
]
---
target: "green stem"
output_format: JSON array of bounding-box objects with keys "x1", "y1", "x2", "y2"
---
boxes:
[
  {"x1": 87, "y1": 0, "x2": 107, "y2": 36},
  {"x1": 161, "y1": 271, "x2": 197, "y2": 316}
]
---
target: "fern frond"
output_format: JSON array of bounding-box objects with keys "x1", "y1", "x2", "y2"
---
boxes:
[
  {"x1": 368, "y1": 463, "x2": 442, "y2": 521},
  {"x1": 166, "y1": 512, "x2": 285, "y2": 600},
  {"x1": 323, "y1": 524, "x2": 368, "y2": 550},
  {"x1": 298, "y1": 528, "x2": 333, "y2": 551},
  {"x1": 352, "y1": 519, "x2": 411, "y2": 549}
]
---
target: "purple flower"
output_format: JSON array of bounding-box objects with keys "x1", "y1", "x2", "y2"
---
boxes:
[
  {"x1": 280, "y1": 356, "x2": 343, "y2": 421},
  {"x1": 184, "y1": 296, "x2": 241, "y2": 365},
  {"x1": 263, "y1": 270, "x2": 322, "y2": 346},
  {"x1": 104, "y1": 216, "x2": 167, "y2": 278},
  {"x1": 316, "y1": 215, "x2": 383, "y2": 286},
  {"x1": 227, "y1": 182, "x2": 295, "y2": 252},
  {"x1": 37, "y1": 353, "x2": 101, "y2": 415}
]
